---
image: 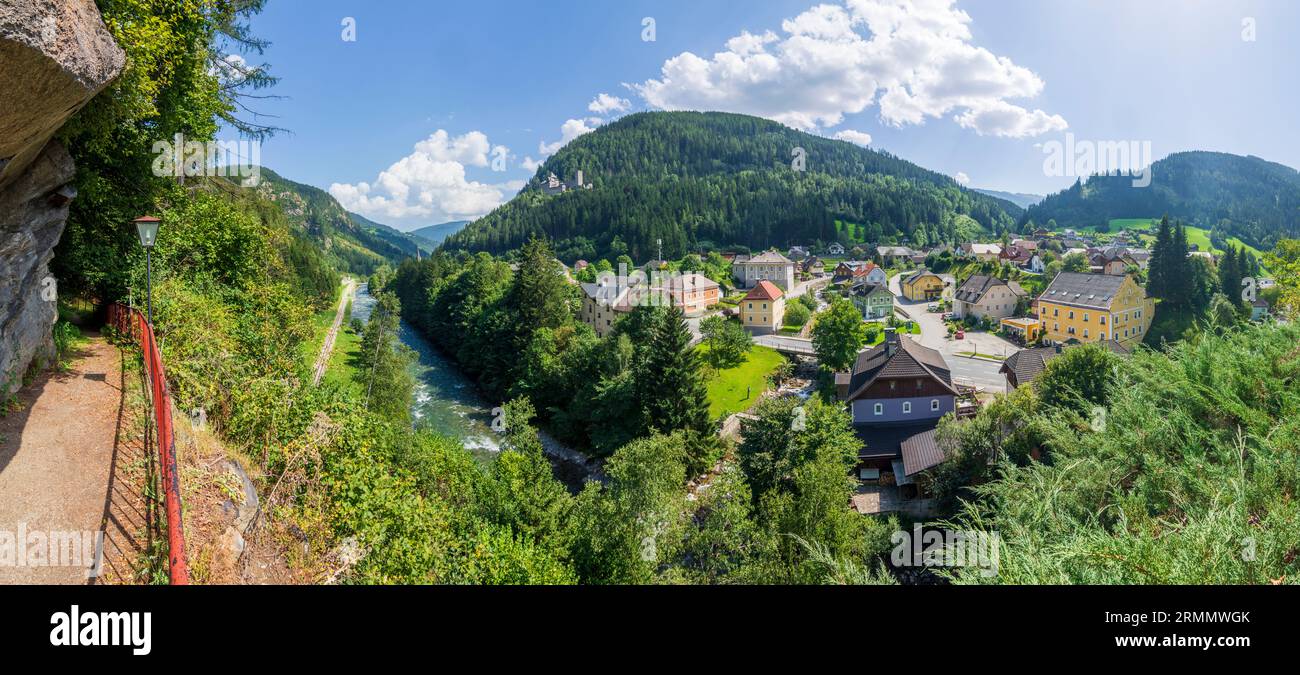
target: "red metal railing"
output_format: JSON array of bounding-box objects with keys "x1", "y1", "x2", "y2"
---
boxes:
[{"x1": 108, "y1": 303, "x2": 190, "y2": 585}]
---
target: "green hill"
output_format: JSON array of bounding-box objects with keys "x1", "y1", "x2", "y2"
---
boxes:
[
  {"x1": 1021, "y1": 151, "x2": 1300, "y2": 251},
  {"x1": 443, "y1": 111, "x2": 1020, "y2": 261},
  {"x1": 250, "y1": 167, "x2": 420, "y2": 273}
]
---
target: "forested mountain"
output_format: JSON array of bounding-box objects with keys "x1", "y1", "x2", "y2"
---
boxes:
[
  {"x1": 250, "y1": 167, "x2": 421, "y2": 273},
  {"x1": 973, "y1": 188, "x2": 1042, "y2": 209},
  {"x1": 1021, "y1": 151, "x2": 1300, "y2": 250},
  {"x1": 444, "y1": 111, "x2": 1021, "y2": 261}
]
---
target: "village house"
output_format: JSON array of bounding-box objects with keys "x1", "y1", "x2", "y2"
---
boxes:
[
  {"x1": 952, "y1": 275, "x2": 1027, "y2": 321},
  {"x1": 834, "y1": 260, "x2": 887, "y2": 285},
  {"x1": 850, "y1": 281, "x2": 895, "y2": 320},
  {"x1": 579, "y1": 281, "x2": 633, "y2": 338},
  {"x1": 740, "y1": 280, "x2": 785, "y2": 335},
  {"x1": 999, "y1": 244, "x2": 1043, "y2": 272},
  {"x1": 959, "y1": 242, "x2": 1003, "y2": 262},
  {"x1": 999, "y1": 341, "x2": 1130, "y2": 392},
  {"x1": 787, "y1": 246, "x2": 810, "y2": 260},
  {"x1": 836, "y1": 329, "x2": 958, "y2": 479},
  {"x1": 733, "y1": 250, "x2": 796, "y2": 290},
  {"x1": 658, "y1": 272, "x2": 720, "y2": 316},
  {"x1": 827, "y1": 242, "x2": 846, "y2": 256},
  {"x1": 800, "y1": 256, "x2": 825, "y2": 276},
  {"x1": 876, "y1": 245, "x2": 914, "y2": 265},
  {"x1": 1036, "y1": 272, "x2": 1155, "y2": 347},
  {"x1": 1090, "y1": 247, "x2": 1138, "y2": 276},
  {"x1": 1251, "y1": 299, "x2": 1271, "y2": 322},
  {"x1": 901, "y1": 269, "x2": 945, "y2": 302}
]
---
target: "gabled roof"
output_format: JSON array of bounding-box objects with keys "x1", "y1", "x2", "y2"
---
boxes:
[
  {"x1": 739, "y1": 251, "x2": 794, "y2": 265},
  {"x1": 903, "y1": 269, "x2": 942, "y2": 287},
  {"x1": 846, "y1": 335, "x2": 955, "y2": 400},
  {"x1": 954, "y1": 275, "x2": 1027, "y2": 304},
  {"x1": 1000, "y1": 341, "x2": 1131, "y2": 388},
  {"x1": 743, "y1": 279, "x2": 784, "y2": 301},
  {"x1": 1039, "y1": 272, "x2": 1132, "y2": 310},
  {"x1": 850, "y1": 281, "x2": 894, "y2": 299}
]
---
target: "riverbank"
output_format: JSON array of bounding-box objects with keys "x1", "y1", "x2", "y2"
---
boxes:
[{"x1": 352, "y1": 284, "x2": 603, "y2": 490}]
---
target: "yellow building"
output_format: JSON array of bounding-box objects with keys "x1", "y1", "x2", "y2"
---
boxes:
[
  {"x1": 901, "y1": 270, "x2": 945, "y2": 302},
  {"x1": 1036, "y1": 272, "x2": 1155, "y2": 347},
  {"x1": 741, "y1": 280, "x2": 785, "y2": 335}
]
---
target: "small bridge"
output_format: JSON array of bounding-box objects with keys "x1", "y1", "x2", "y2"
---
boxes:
[{"x1": 753, "y1": 335, "x2": 817, "y2": 357}]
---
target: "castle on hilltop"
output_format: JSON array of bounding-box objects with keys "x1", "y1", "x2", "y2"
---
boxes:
[{"x1": 540, "y1": 171, "x2": 593, "y2": 195}]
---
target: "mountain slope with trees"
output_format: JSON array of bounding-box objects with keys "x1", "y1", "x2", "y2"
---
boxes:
[
  {"x1": 250, "y1": 167, "x2": 423, "y2": 273},
  {"x1": 444, "y1": 111, "x2": 1021, "y2": 261},
  {"x1": 1021, "y1": 151, "x2": 1300, "y2": 250}
]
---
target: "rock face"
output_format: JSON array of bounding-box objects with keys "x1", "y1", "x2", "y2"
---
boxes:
[{"x1": 0, "y1": 0, "x2": 124, "y2": 393}]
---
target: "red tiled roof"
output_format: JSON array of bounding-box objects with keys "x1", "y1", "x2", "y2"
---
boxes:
[{"x1": 744, "y1": 280, "x2": 784, "y2": 301}]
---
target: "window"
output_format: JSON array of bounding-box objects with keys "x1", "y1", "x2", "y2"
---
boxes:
[
  {"x1": 747, "y1": 303, "x2": 752, "y2": 309},
  {"x1": 1100, "y1": 315, "x2": 1106, "y2": 325},
  {"x1": 1083, "y1": 313, "x2": 1090, "y2": 322},
  {"x1": 931, "y1": 399, "x2": 940, "y2": 411},
  {"x1": 902, "y1": 402, "x2": 912, "y2": 414},
  {"x1": 874, "y1": 403, "x2": 883, "y2": 416},
  {"x1": 1069, "y1": 311, "x2": 1075, "y2": 319},
  {"x1": 1084, "y1": 329, "x2": 1089, "y2": 338}
]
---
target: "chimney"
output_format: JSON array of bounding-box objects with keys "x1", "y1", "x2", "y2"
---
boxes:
[{"x1": 884, "y1": 327, "x2": 898, "y2": 356}]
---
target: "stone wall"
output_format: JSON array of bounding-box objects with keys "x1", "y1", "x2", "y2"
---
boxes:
[{"x1": 0, "y1": 0, "x2": 124, "y2": 393}]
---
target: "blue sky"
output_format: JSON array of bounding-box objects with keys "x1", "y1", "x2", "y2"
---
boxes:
[{"x1": 232, "y1": 0, "x2": 1300, "y2": 230}]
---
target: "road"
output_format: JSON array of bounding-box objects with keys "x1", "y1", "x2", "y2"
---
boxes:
[
  {"x1": 888, "y1": 273, "x2": 1015, "y2": 394},
  {"x1": 312, "y1": 277, "x2": 356, "y2": 385}
]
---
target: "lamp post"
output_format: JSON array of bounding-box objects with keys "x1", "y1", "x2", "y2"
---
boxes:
[{"x1": 134, "y1": 216, "x2": 161, "y2": 325}]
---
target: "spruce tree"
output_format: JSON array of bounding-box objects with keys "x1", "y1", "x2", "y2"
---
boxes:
[
  {"x1": 1148, "y1": 215, "x2": 1173, "y2": 299},
  {"x1": 640, "y1": 307, "x2": 714, "y2": 473}
]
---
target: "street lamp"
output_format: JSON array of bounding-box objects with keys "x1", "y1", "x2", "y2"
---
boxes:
[{"x1": 134, "y1": 215, "x2": 161, "y2": 325}]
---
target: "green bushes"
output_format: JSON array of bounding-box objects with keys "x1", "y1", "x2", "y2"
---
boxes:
[{"x1": 939, "y1": 322, "x2": 1300, "y2": 584}]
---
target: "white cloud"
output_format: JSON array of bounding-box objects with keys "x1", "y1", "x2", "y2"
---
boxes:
[
  {"x1": 588, "y1": 93, "x2": 631, "y2": 115},
  {"x1": 954, "y1": 171, "x2": 970, "y2": 186},
  {"x1": 538, "y1": 118, "x2": 599, "y2": 156},
  {"x1": 329, "y1": 130, "x2": 511, "y2": 227},
  {"x1": 520, "y1": 156, "x2": 543, "y2": 172},
  {"x1": 631, "y1": 0, "x2": 1066, "y2": 138},
  {"x1": 833, "y1": 129, "x2": 873, "y2": 146}
]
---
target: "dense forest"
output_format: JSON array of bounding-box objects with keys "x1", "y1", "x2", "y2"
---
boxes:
[
  {"x1": 1022, "y1": 151, "x2": 1300, "y2": 249},
  {"x1": 444, "y1": 111, "x2": 1021, "y2": 261}
]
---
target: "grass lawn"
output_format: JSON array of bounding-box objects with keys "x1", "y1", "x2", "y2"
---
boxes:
[{"x1": 700, "y1": 344, "x2": 786, "y2": 420}]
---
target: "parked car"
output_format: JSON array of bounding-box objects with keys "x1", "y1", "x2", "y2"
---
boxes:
[
  {"x1": 942, "y1": 312, "x2": 956, "y2": 321},
  {"x1": 927, "y1": 304, "x2": 939, "y2": 313},
  {"x1": 955, "y1": 329, "x2": 965, "y2": 340}
]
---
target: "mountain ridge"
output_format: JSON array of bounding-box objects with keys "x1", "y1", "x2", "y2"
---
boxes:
[
  {"x1": 442, "y1": 111, "x2": 1022, "y2": 261},
  {"x1": 1021, "y1": 150, "x2": 1300, "y2": 250}
]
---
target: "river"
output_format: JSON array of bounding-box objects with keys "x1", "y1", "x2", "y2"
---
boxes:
[
  {"x1": 351, "y1": 283, "x2": 602, "y2": 488},
  {"x1": 350, "y1": 283, "x2": 502, "y2": 462}
]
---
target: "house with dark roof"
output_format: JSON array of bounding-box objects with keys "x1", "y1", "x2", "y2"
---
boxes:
[
  {"x1": 999, "y1": 341, "x2": 1130, "y2": 392},
  {"x1": 836, "y1": 329, "x2": 958, "y2": 477},
  {"x1": 850, "y1": 281, "x2": 895, "y2": 320},
  {"x1": 732, "y1": 250, "x2": 796, "y2": 290},
  {"x1": 1036, "y1": 272, "x2": 1155, "y2": 347},
  {"x1": 952, "y1": 275, "x2": 1027, "y2": 321}
]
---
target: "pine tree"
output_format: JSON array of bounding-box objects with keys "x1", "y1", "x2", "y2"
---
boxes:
[
  {"x1": 1148, "y1": 215, "x2": 1173, "y2": 299},
  {"x1": 640, "y1": 307, "x2": 714, "y2": 474},
  {"x1": 1219, "y1": 245, "x2": 1243, "y2": 307}
]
